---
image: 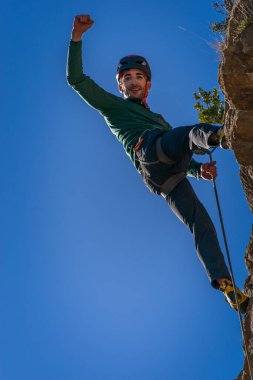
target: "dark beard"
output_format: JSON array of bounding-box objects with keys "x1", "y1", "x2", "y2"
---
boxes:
[{"x1": 125, "y1": 88, "x2": 145, "y2": 100}]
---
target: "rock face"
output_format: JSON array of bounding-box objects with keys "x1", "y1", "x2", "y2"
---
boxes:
[{"x1": 218, "y1": 0, "x2": 253, "y2": 378}]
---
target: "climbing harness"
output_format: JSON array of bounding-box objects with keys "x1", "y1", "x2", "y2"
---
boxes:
[
  {"x1": 134, "y1": 133, "x2": 187, "y2": 195},
  {"x1": 207, "y1": 147, "x2": 253, "y2": 380}
]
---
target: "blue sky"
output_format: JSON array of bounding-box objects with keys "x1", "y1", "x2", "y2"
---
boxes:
[{"x1": 1, "y1": 1, "x2": 252, "y2": 379}]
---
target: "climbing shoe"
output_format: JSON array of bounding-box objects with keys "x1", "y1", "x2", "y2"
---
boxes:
[
  {"x1": 208, "y1": 127, "x2": 229, "y2": 149},
  {"x1": 218, "y1": 279, "x2": 249, "y2": 313}
]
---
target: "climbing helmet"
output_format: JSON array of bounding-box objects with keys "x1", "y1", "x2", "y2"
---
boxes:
[{"x1": 116, "y1": 55, "x2": 151, "y2": 82}]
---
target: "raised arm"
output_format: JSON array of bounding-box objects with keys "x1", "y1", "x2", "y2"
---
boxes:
[{"x1": 67, "y1": 15, "x2": 122, "y2": 113}]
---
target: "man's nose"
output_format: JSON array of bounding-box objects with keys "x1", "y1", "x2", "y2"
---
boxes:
[
  {"x1": 130, "y1": 77, "x2": 137, "y2": 85},
  {"x1": 131, "y1": 78, "x2": 138, "y2": 86}
]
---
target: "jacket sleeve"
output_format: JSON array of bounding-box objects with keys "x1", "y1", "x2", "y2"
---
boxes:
[
  {"x1": 187, "y1": 158, "x2": 202, "y2": 179},
  {"x1": 66, "y1": 40, "x2": 122, "y2": 114}
]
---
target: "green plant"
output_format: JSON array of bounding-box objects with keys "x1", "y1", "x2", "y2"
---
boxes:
[
  {"x1": 210, "y1": 0, "x2": 233, "y2": 34},
  {"x1": 237, "y1": 16, "x2": 253, "y2": 34},
  {"x1": 210, "y1": 19, "x2": 228, "y2": 34},
  {"x1": 193, "y1": 87, "x2": 224, "y2": 124}
]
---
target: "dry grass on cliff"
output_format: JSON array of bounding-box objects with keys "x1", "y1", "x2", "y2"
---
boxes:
[
  {"x1": 209, "y1": 36, "x2": 226, "y2": 54},
  {"x1": 230, "y1": 1, "x2": 253, "y2": 38}
]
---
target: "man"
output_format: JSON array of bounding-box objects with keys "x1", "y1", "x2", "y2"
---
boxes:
[{"x1": 67, "y1": 15, "x2": 249, "y2": 312}]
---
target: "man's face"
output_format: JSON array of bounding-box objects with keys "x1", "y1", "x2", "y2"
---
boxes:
[{"x1": 118, "y1": 69, "x2": 151, "y2": 100}]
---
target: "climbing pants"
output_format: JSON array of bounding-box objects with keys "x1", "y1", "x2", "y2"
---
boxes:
[
  {"x1": 165, "y1": 178, "x2": 231, "y2": 284},
  {"x1": 135, "y1": 123, "x2": 231, "y2": 286}
]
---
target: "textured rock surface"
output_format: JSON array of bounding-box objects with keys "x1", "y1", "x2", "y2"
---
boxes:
[{"x1": 218, "y1": 0, "x2": 253, "y2": 379}]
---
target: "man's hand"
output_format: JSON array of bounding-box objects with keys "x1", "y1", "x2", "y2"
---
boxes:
[
  {"x1": 71, "y1": 15, "x2": 94, "y2": 42},
  {"x1": 200, "y1": 161, "x2": 217, "y2": 180}
]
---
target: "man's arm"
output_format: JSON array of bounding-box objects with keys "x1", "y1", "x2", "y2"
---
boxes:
[
  {"x1": 67, "y1": 15, "x2": 122, "y2": 113},
  {"x1": 187, "y1": 158, "x2": 202, "y2": 179}
]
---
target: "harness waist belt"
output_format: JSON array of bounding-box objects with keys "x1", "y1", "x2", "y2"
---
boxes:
[{"x1": 155, "y1": 137, "x2": 186, "y2": 196}]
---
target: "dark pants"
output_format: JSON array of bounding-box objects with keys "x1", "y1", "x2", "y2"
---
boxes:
[{"x1": 136, "y1": 124, "x2": 231, "y2": 286}]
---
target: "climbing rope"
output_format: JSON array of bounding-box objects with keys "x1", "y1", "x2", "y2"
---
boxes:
[{"x1": 207, "y1": 148, "x2": 253, "y2": 380}]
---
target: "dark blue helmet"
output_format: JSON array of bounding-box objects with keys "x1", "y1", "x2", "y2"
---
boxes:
[{"x1": 116, "y1": 55, "x2": 151, "y2": 82}]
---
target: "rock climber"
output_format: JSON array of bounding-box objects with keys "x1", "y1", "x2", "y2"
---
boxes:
[{"x1": 66, "y1": 14, "x2": 249, "y2": 313}]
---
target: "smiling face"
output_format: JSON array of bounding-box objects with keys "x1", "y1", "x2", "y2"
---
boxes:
[{"x1": 118, "y1": 69, "x2": 151, "y2": 100}]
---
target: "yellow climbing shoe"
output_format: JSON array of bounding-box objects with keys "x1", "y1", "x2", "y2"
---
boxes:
[{"x1": 218, "y1": 279, "x2": 249, "y2": 313}]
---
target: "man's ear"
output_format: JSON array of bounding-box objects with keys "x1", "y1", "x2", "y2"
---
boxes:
[
  {"x1": 147, "y1": 81, "x2": 152, "y2": 91},
  {"x1": 118, "y1": 84, "x2": 124, "y2": 94}
]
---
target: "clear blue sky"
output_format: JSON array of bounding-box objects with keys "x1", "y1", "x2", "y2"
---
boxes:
[{"x1": 1, "y1": 1, "x2": 252, "y2": 379}]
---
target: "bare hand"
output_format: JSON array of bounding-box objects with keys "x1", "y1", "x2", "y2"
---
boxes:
[
  {"x1": 71, "y1": 15, "x2": 94, "y2": 41},
  {"x1": 200, "y1": 161, "x2": 217, "y2": 180}
]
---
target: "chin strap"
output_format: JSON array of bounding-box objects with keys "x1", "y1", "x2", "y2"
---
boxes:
[{"x1": 141, "y1": 82, "x2": 150, "y2": 109}]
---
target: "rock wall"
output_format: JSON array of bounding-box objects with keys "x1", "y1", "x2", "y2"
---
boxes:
[{"x1": 218, "y1": 0, "x2": 253, "y2": 378}]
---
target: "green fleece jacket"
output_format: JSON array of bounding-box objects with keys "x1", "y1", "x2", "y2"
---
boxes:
[{"x1": 66, "y1": 40, "x2": 201, "y2": 177}]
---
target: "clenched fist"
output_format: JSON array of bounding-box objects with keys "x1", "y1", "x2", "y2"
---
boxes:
[
  {"x1": 200, "y1": 161, "x2": 217, "y2": 180},
  {"x1": 71, "y1": 15, "x2": 94, "y2": 41}
]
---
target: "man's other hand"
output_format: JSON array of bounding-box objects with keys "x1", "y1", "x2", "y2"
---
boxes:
[{"x1": 200, "y1": 161, "x2": 217, "y2": 180}]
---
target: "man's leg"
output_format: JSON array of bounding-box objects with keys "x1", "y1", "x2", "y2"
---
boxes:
[
  {"x1": 138, "y1": 129, "x2": 248, "y2": 311},
  {"x1": 164, "y1": 178, "x2": 231, "y2": 285},
  {"x1": 160, "y1": 123, "x2": 221, "y2": 162}
]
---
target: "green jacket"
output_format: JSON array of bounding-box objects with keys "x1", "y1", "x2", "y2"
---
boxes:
[{"x1": 66, "y1": 40, "x2": 201, "y2": 177}]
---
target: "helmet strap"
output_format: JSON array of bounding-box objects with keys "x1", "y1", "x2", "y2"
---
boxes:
[{"x1": 141, "y1": 82, "x2": 149, "y2": 109}]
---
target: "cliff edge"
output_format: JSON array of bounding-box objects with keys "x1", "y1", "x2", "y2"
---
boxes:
[{"x1": 218, "y1": 0, "x2": 253, "y2": 378}]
